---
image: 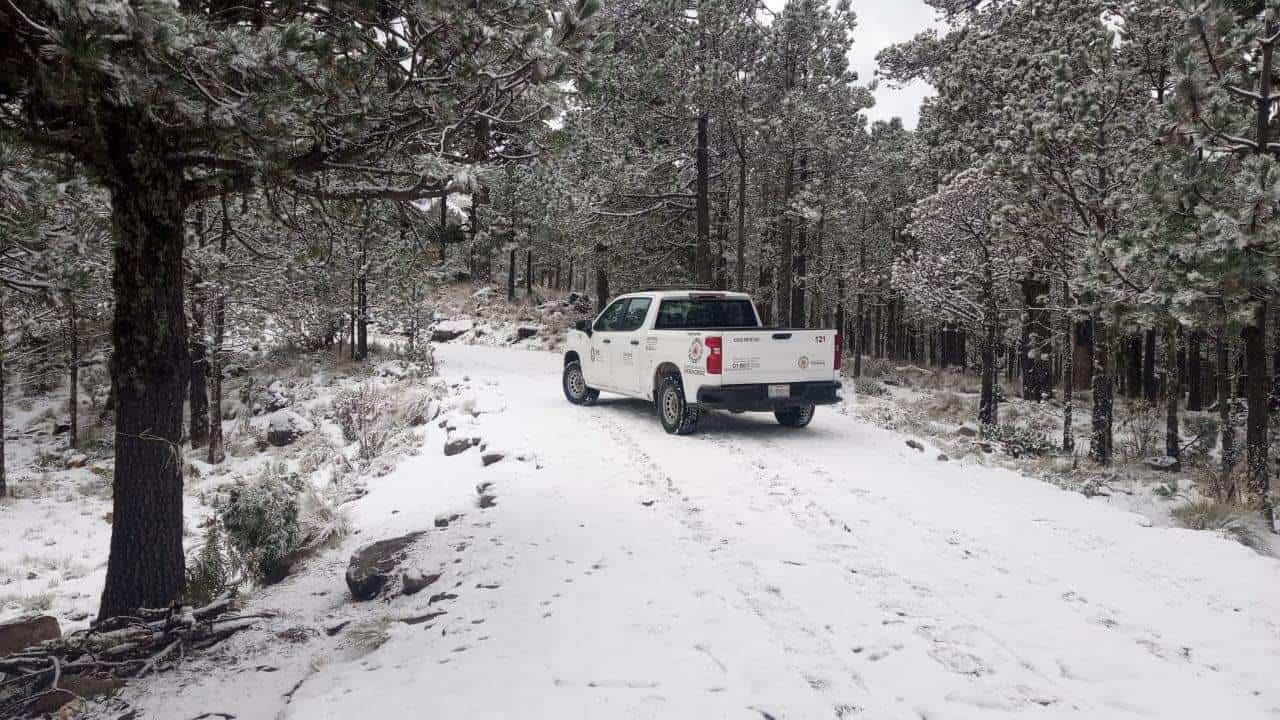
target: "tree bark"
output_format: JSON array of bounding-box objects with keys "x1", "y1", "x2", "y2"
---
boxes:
[
  {"x1": 1090, "y1": 313, "x2": 1113, "y2": 464},
  {"x1": 1063, "y1": 318, "x2": 1075, "y2": 454},
  {"x1": 507, "y1": 247, "x2": 516, "y2": 302},
  {"x1": 1165, "y1": 323, "x2": 1180, "y2": 459},
  {"x1": 207, "y1": 193, "x2": 229, "y2": 466},
  {"x1": 735, "y1": 147, "x2": 748, "y2": 291},
  {"x1": 525, "y1": 248, "x2": 533, "y2": 295},
  {"x1": 1143, "y1": 329, "x2": 1157, "y2": 402},
  {"x1": 66, "y1": 296, "x2": 79, "y2": 450},
  {"x1": 1243, "y1": 301, "x2": 1272, "y2": 525},
  {"x1": 1021, "y1": 276, "x2": 1052, "y2": 401},
  {"x1": 356, "y1": 240, "x2": 368, "y2": 360},
  {"x1": 594, "y1": 242, "x2": 609, "y2": 311},
  {"x1": 1216, "y1": 325, "x2": 1236, "y2": 500},
  {"x1": 98, "y1": 136, "x2": 190, "y2": 620},
  {"x1": 188, "y1": 273, "x2": 209, "y2": 449},
  {"x1": 695, "y1": 114, "x2": 712, "y2": 286},
  {"x1": 1187, "y1": 330, "x2": 1204, "y2": 411},
  {"x1": 0, "y1": 290, "x2": 6, "y2": 497},
  {"x1": 777, "y1": 154, "x2": 794, "y2": 325},
  {"x1": 979, "y1": 320, "x2": 999, "y2": 426}
]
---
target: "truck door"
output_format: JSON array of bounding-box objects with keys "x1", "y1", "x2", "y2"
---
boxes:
[
  {"x1": 586, "y1": 298, "x2": 629, "y2": 388},
  {"x1": 611, "y1": 297, "x2": 652, "y2": 394}
]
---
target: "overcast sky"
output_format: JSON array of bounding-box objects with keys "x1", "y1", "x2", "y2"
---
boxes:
[{"x1": 763, "y1": 0, "x2": 942, "y2": 129}]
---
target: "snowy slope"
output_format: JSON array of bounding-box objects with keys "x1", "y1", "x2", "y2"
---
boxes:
[{"x1": 107, "y1": 343, "x2": 1280, "y2": 720}]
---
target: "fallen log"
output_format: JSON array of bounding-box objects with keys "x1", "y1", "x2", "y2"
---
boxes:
[{"x1": 0, "y1": 595, "x2": 269, "y2": 717}]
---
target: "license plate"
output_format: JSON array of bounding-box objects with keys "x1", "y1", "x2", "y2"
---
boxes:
[{"x1": 767, "y1": 384, "x2": 790, "y2": 399}]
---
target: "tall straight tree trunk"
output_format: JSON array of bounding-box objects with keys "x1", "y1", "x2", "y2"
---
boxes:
[
  {"x1": 1143, "y1": 329, "x2": 1157, "y2": 401},
  {"x1": 525, "y1": 248, "x2": 533, "y2": 295},
  {"x1": 777, "y1": 153, "x2": 794, "y2": 325},
  {"x1": 1216, "y1": 324, "x2": 1236, "y2": 501},
  {"x1": 66, "y1": 297, "x2": 79, "y2": 450},
  {"x1": 1187, "y1": 330, "x2": 1204, "y2": 411},
  {"x1": 507, "y1": 248, "x2": 516, "y2": 302},
  {"x1": 1021, "y1": 276, "x2": 1051, "y2": 401},
  {"x1": 1165, "y1": 323, "x2": 1181, "y2": 459},
  {"x1": 1, "y1": 289, "x2": 6, "y2": 497},
  {"x1": 595, "y1": 242, "x2": 609, "y2": 311},
  {"x1": 188, "y1": 273, "x2": 209, "y2": 449},
  {"x1": 735, "y1": 147, "x2": 748, "y2": 291},
  {"x1": 567, "y1": 260, "x2": 574, "y2": 294},
  {"x1": 1243, "y1": 301, "x2": 1272, "y2": 525},
  {"x1": 979, "y1": 318, "x2": 999, "y2": 426},
  {"x1": 695, "y1": 114, "x2": 712, "y2": 286},
  {"x1": 1126, "y1": 335, "x2": 1142, "y2": 398},
  {"x1": 208, "y1": 191, "x2": 230, "y2": 466},
  {"x1": 356, "y1": 241, "x2": 368, "y2": 360},
  {"x1": 1090, "y1": 313, "x2": 1113, "y2": 464},
  {"x1": 1063, "y1": 318, "x2": 1075, "y2": 453},
  {"x1": 99, "y1": 135, "x2": 190, "y2": 619}
]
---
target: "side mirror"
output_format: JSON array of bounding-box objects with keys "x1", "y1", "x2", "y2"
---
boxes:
[{"x1": 575, "y1": 319, "x2": 593, "y2": 336}]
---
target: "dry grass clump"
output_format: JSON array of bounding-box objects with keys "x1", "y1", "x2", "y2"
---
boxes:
[{"x1": 1171, "y1": 499, "x2": 1263, "y2": 550}]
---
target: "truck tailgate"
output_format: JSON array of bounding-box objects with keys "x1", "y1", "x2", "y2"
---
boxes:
[{"x1": 721, "y1": 330, "x2": 838, "y2": 384}]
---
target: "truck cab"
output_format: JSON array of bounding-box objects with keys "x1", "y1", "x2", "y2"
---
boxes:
[{"x1": 562, "y1": 290, "x2": 842, "y2": 434}]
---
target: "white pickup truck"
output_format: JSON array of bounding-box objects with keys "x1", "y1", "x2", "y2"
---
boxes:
[{"x1": 562, "y1": 289, "x2": 842, "y2": 434}]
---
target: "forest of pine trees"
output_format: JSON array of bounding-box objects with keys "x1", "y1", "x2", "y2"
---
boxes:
[{"x1": 2, "y1": 0, "x2": 1278, "y2": 622}]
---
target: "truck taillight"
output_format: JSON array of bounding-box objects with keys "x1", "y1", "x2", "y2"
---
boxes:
[
  {"x1": 706, "y1": 336, "x2": 722, "y2": 375},
  {"x1": 834, "y1": 333, "x2": 842, "y2": 371}
]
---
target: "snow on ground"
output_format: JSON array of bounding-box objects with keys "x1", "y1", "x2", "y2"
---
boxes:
[{"x1": 103, "y1": 343, "x2": 1280, "y2": 720}]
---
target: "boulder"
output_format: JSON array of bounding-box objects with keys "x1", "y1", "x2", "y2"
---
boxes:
[
  {"x1": 905, "y1": 439, "x2": 924, "y2": 452},
  {"x1": 515, "y1": 326, "x2": 539, "y2": 340},
  {"x1": 345, "y1": 532, "x2": 427, "y2": 601},
  {"x1": 444, "y1": 436, "x2": 480, "y2": 457},
  {"x1": 936, "y1": 453, "x2": 950, "y2": 462},
  {"x1": 956, "y1": 423, "x2": 979, "y2": 438},
  {"x1": 266, "y1": 410, "x2": 315, "y2": 447},
  {"x1": 1144, "y1": 456, "x2": 1181, "y2": 473},
  {"x1": 401, "y1": 570, "x2": 441, "y2": 596},
  {"x1": 0, "y1": 615, "x2": 60, "y2": 657},
  {"x1": 21, "y1": 674, "x2": 122, "y2": 715},
  {"x1": 431, "y1": 318, "x2": 475, "y2": 342},
  {"x1": 481, "y1": 452, "x2": 505, "y2": 467},
  {"x1": 265, "y1": 380, "x2": 291, "y2": 411}
]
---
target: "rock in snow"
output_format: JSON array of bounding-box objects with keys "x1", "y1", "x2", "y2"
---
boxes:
[
  {"x1": 444, "y1": 436, "x2": 480, "y2": 456},
  {"x1": 0, "y1": 615, "x2": 60, "y2": 657},
  {"x1": 905, "y1": 438, "x2": 925, "y2": 452},
  {"x1": 431, "y1": 318, "x2": 475, "y2": 342},
  {"x1": 266, "y1": 410, "x2": 315, "y2": 447},
  {"x1": 401, "y1": 570, "x2": 441, "y2": 596},
  {"x1": 345, "y1": 532, "x2": 426, "y2": 601},
  {"x1": 1145, "y1": 456, "x2": 1181, "y2": 473}
]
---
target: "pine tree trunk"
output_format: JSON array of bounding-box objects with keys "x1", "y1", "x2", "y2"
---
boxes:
[
  {"x1": 1243, "y1": 301, "x2": 1272, "y2": 525},
  {"x1": 507, "y1": 248, "x2": 516, "y2": 302},
  {"x1": 777, "y1": 154, "x2": 794, "y2": 325},
  {"x1": 594, "y1": 242, "x2": 609, "y2": 311},
  {"x1": 979, "y1": 320, "x2": 999, "y2": 426},
  {"x1": 1188, "y1": 330, "x2": 1204, "y2": 411},
  {"x1": 67, "y1": 297, "x2": 79, "y2": 450},
  {"x1": 1090, "y1": 313, "x2": 1113, "y2": 464},
  {"x1": 0, "y1": 290, "x2": 6, "y2": 498},
  {"x1": 695, "y1": 114, "x2": 712, "y2": 286},
  {"x1": 99, "y1": 136, "x2": 190, "y2": 620},
  {"x1": 1063, "y1": 318, "x2": 1075, "y2": 454},
  {"x1": 1021, "y1": 276, "x2": 1051, "y2": 401},
  {"x1": 188, "y1": 273, "x2": 209, "y2": 449},
  {"x1": 853, "y1": 291, "x2": 864, "y2": 378},
  {"x1": 1143, "y1": 329, "x2": 1157, "y2": 402},
  {"x1": 735, "y1": 148, "x2": 747, "y2": 291},
  {"x1": 1216, "y1": 327, "x2": 1236, "y2": 500},
  {"x1": 525, "y1": 249, "x2": 533, "y2": 295},
  {"x1": 356, "y1": 245, "x2": 368, "y2": 361},
  {"x1": 1165, "y1": 323, "x2": 1181, "y2": 459}
]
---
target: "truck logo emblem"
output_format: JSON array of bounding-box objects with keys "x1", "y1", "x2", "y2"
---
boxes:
[
  {"x1": 688, "y1": 338, "x2": 704, "y2": 362},
  {"x1": 798, "y1": 356, "x2": 810, "y2": 369}
]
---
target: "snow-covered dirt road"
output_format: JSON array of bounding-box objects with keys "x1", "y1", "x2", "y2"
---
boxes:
[
  {"x1": 280, "y1": 344, "x2": 1280, "y2": 720},
  {"x1": 128, "y1": 344, "x2": 1280, "y2": 720}
]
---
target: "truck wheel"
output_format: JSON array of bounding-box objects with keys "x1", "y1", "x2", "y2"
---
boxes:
[
  {"x1": 563, "y1": 361, "x2": 599, "y2": 406},
  {"x1": 775, "y1": 404, "x2": 815, "y2": 428},
  {"x1": 657, "y1": 376, "x2": 700, "y2": 435}
]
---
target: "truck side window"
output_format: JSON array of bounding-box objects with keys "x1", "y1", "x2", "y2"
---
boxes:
[
  {"x1": 594, "y1": 299, "x2": 630, "y2": 332},
  {"x1": 617, "y1": 298, "x2": 651, "y2": 332}
]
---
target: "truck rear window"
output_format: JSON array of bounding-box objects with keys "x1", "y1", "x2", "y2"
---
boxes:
[{"x1": 654, "y1": 299, "x2": 760, "y2": 329}]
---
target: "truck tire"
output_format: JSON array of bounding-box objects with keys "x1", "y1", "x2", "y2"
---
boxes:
[
  {"x1": 774, "y1": 404, "x2": 815, "y2": 428},
  {"x1": 563, "y1": 361, "x2": 599, "y2": 406},
  {"x1": 657, "y1": 375, "x2": 700, "y2": 435}
]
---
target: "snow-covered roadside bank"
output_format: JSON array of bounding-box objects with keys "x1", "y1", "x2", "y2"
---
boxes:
[{"x1": 103, "y1": 343, "x2": 1279, "y2": 720}]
